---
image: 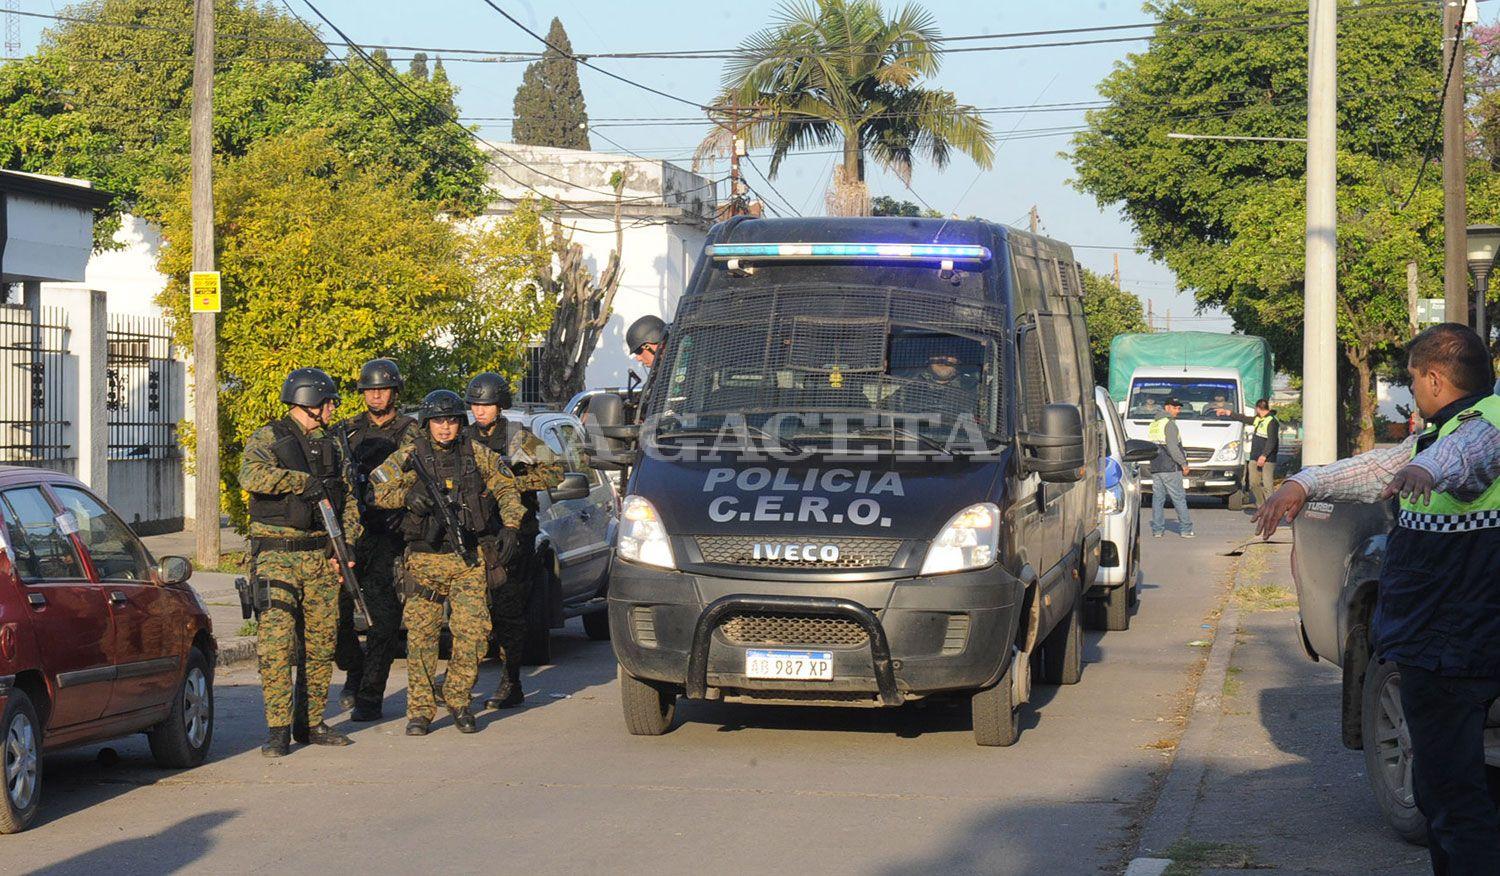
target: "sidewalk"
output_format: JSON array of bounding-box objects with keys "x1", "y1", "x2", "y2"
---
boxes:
[
  {"x1": 142, "y1": 526, "x2": 257, "y2": 668},
  {"x1": 1131, "y1": 539, "x2": 1429, "y2": 875}
]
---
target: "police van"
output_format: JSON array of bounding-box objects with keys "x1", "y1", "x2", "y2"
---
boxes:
[{"x1": 588, "y1": 217, "x2": 1102, "y2": 746}]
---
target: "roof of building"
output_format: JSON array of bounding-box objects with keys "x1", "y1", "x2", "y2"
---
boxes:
[{"x1": 0, "y1": 169, "x2": 115, "y2": 210}]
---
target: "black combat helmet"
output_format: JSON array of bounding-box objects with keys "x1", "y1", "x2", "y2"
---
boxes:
[
  {"x1": 280, "y1": 367, "x2": 339, "y2": 407},
  {"x1": 357, "y1": 358, "x2": 404, "y2": 391},
  {"x1": 625, "y1": 314, "x2": 667, "y2": 354},
  {"x1": 464, "y1": 372, "x2": 513, "y2": 408},
  {"x1": 418, "y1": 389, "x2": 468, "y2": 424}
]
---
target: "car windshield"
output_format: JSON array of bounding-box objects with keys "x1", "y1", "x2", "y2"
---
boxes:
[
  {"x1": 1127, "y1": 378, "x2": 1239, "y2": 420},
  {"x1": 647, "y1": 283, "x2": 1002, "y2": 452}
]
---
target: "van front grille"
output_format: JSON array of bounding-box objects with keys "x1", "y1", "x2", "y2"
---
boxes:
[
  {"x1": 694, "y1": 536, "x2": 901, "y2": 569},
  {"x1": 718, "y1": 611, "x2": 871, "y2": 648},
  {"x1": 1184, "y1": 447, "x2": 1215, "y2": 464}
]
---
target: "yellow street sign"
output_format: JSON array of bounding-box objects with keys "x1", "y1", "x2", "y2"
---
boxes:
[{"x1": 190, "y1": 271, "x2": 221, "y2": 313}]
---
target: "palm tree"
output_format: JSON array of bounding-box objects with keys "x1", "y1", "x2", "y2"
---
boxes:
[{"x1": 697, "y1": 0, "x2": 994, "y2": 216}]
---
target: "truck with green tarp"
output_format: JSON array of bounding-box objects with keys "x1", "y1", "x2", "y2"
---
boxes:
[{"x1": 1107, "y1": 332, "x2": 1274, "y2": 507}]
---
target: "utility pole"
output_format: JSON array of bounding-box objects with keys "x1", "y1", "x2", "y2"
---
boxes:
[
  {"x1": 1442, "y1": 0, "x2": 1469, "y2": 327},
  {"x1": 1112, "y1": 253, "x2": 1121, "y2": 289},
  {"x1": 1028, "y1": 206, "x2": 1040, "y2": 235},
  {"x1": 1147, "y1": 299, "x2": 1155, "y2": 331},
  {"x1": 724, "y1": 105, "x2": 748, "y2": 218},
  {"x1": 1303, "y1": 0, "x2": 1338, "y2": 466},
  {"x1": 191, "y1": 0, "x2": 219, "y2": 568},
  {"x1": 1407, "y1": 261, "x2": 1420, "y2": 337}
]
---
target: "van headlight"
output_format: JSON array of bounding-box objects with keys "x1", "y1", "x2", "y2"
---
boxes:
[
  {"x1": 1213, "y1": 440, "x2": 1243, "y2": 462},
  {"x1": 617, "y1": 496, "x2": 676, "y2": 570},
  {"x1": 920, "y1": 502, "x2": 1000, "y2": 576}
]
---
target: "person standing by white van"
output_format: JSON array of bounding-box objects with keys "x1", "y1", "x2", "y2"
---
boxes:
[{"x1": 1148, "y1": 397, "x2": 1194, "y2": 538}]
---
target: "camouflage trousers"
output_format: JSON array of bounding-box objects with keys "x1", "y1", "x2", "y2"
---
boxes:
[
  {"x1": 254, "y1": 548, "x2": 339, "y2": 729},
  {"x1": 403, "y1": 551, "x2": 491, "y2": 721},
  {"x1": 330, "y1": 531, "x2": 406, "y2": 709},
  {"x1": 489, "y1": 536, "x2": 537, "y2": 682}
]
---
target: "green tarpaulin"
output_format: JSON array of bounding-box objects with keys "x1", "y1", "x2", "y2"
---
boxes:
[{"x1": 1107, "y1": 332, "x2": 1274, "y2": 408}]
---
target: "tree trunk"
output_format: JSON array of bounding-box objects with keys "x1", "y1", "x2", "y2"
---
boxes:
[
  {"x1": 1346, "y1": 346, "x2": 1377, "y2": 454},
  {"x1": 537, "y1": 183, "x2": 624, "y2": 404},
  {"x1": 826, "y1": 138, "x2": 869, "y2": 217}
]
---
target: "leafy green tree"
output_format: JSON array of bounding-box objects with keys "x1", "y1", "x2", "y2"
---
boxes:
[
  {"x1": 155, "y1": 130, "x2": 473, "y2": 526},
  {"x1": 870, "y1": 195, "x2": 941, "y2": 217},
  {"x1": 1067, "y1": 0, "x2": 1488, "y2": 451},
  {"x1": 699, "y1": 0, "x2": 994, "y2": 216},
  {"x1": 511, "y1": 18, "x2": 591, "y2": 150},
  {"x1": 0, "y1": 0, "x2": 487, "y2": 237},
  {"x1": 1080, "y1": 269, "x2": 1150, "y2": 384}
]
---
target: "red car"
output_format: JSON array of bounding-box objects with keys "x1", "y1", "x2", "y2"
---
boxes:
[{"x1": 0, "y1": 466, "x2": 215, "y2": 833}]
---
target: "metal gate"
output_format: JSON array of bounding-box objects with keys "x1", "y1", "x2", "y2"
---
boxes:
[
  {"x1": 0, "y1": 304, "x2": 70, "y2": 464},
  {"x1": 106, "y1": 315, "x2": 179, "y2": 460}
]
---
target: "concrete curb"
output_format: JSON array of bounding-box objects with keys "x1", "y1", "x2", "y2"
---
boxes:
[
  {"x1": 1133, "y1": 574, "x2": 1246, "y2": 859},
  {"x1": 215, "y1": 636, "x2": 258, "y2": 668}
]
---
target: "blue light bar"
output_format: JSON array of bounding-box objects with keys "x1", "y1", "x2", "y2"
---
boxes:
[{"x1": 706, "y1": 242, "x2": 991, "y2": 263}]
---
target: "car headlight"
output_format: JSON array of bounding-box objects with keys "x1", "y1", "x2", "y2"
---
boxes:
[
  {"x1": 921, "y1": 502, "x2": 1000, "y2": 576},
  {"x1": 1103, "y1": 483, "x2": 1124, "y2": 514},
  {"x1": 1213, "y1": 440, "x2": 1242, "y2": 462},
  {"x1": 617, "y1": 496, "x2": 676, "y2": 569}
]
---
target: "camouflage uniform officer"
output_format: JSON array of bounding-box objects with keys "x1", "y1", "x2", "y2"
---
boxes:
[
  {"x1": 240, "y1": 368, "x2": 363, "y2": 757},
  {"x1": 333, "y1": 358, "x2": 420, "y2": 722},
  {"x1": 370, "y1": 390, "x2": 526, "y2": 735},
  {"x1": 464, "y1": 373, "x2": 564, "y2": 710}
]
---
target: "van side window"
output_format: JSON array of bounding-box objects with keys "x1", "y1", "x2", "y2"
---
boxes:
[
  {"x1": 1017, "y1": 324, "x2": 1050, "y2": 431},
  {"x1": 551, "y1": 423, "x2": 601, "y2": 487},
  {"x1": 0, "y1": 487, "x2": 87, "y2": 582},
  {"x1": 51, "y1": 486, "x2": 155, "y2": 582}
]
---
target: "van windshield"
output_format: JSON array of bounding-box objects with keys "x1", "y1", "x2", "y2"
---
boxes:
[
  {"x1": 647, "y1": 284, "x2": 1002, "y2": 451},
  {"x1": 1127, "y1": 378, "x2": 1239, "y2": 420}
]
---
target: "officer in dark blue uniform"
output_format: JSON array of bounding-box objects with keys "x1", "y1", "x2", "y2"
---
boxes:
[{"x1": 1258, "y1": 323, "x2": 1500, "y2": 873}]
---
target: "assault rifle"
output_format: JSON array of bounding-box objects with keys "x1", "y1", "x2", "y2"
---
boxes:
[
  {"x1": 409, "y1": 452, "x2": 479, "y2": 568},
  {"x1": 331, "y1": 425, "x2": 370, "y2": 513},
  {"x1": 318, "y1": 498, "x2": 372, "y2": 631}
]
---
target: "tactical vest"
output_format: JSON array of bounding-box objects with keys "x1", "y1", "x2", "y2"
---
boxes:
[
  {"x1": 471, "y1": 420, "x2": 543, "y2": 533},
  {"x1": 342, "y1": 412, "x2": 416, "y2": 534},
  {"x1": 401, "y1": 436, "x2": 500, "y2": 550},
  {"x1": 247, "y1": 418, "x2": 346, "y2": 531},
  {"x1": 1398, "y1": 395, "x2": 1500, "y2": 533}
]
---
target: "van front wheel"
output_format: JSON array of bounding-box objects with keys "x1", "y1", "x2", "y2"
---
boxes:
[
  {"x1": 619, "y1": 667, "x2": 677, "y2": 736},
  {"x1": 971, "y1": 659, "x2": 1020, "y2": 747}
]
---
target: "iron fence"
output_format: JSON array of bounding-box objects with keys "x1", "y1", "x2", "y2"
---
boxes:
[
  {"x1": 0, "y1": 304, "x2": 70, "y2": 464},
  {"x1": 106, "y1": 314, "x2": 180, "y2": 460}
]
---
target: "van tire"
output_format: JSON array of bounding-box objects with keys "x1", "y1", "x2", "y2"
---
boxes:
[
  {"x1": 148, "y1": 647, "x2": 214, "y2": 769},
  {"x1": 971, "y1": 659, "x2": 1020, "y2": 747},
  {"x1": 1361, "y1": 660, "x2": 1429, "y2": 845},
  {"x1": 619, "y1": 667, "x2": 677, "y2": 736},
  {"x1": 1041, "y1": 599, "x2": 1084, "y2": 685},
  {"x1": 582, "y1": 609, "x2": 611, "y2": 641},
  {"x1": 0, "y1": 689, "x2": 42, "y2": 834}
]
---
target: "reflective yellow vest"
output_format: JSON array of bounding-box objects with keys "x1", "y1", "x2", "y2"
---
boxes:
[
  {"x1": 1398, "y1": 395, "x2": 1500, "y2": 532},
  {"x1": 1252, "y1": 414, "x2": 1274, "y2": 439},
  {"x1": 1147, "y1": 416, "x2": 1170, "y2": 443}
]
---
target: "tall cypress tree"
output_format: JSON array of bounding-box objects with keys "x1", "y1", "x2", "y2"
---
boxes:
[{"x1": 511, "y1": 18, "x2": 591, "y2": 150}]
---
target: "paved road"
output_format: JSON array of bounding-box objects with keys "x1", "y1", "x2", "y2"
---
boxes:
[{"x1": 10, "y1": 507, "x2": 1304, "y2": 875}]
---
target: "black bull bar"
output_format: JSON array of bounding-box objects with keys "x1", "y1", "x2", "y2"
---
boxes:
[{"x1": 685, "y1": 594, "x2": 903, "y2": 707}]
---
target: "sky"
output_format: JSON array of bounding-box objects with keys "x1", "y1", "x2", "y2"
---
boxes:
[{"x1": 14, "y1": 0, "x2": 1449, "y2": 332}]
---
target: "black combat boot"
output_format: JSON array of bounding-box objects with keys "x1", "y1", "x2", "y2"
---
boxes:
[
  {"x1": 349, "y1": 699, "x2": 383, "y2": 723},
  {"x1": 338, "y1": 670, "x2": 361, "y2": 711},
  {"x1": 306, "y1": 722, "x2": 352, "y2": 746},
  {"x1": 449, "y1": 706, "x2": 478, "y2": 734},
  {"x1": 406, "y1": 718, "x2": 430, "y2": 737},
  {"x1": 484, "y1": 661, "x2": 525, "y2": 710},
  {"x1": 262, "y1": 726, "x2": 291, "y2": 758}
]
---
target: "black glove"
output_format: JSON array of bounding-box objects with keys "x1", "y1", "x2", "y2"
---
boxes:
[
  {"x1": 494, "y1": 527, "x2": 519, "y2": 566},
  {"x1": 406, "y1": 489, "x2": 434, "y2": 515},
  {"x1": 302, "y1": 477, "x2": 327, "y2": 504}
]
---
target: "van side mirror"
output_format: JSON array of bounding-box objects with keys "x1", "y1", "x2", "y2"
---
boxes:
[
  {"x1": 156, "y1": 555, "x2": 192, "y2": 586},
  {"x1": 583, "y1": 394, "x2": 639, "y2": 472},
  {"x1": 548, "y1": 472, "x2": 591, "y2": 502},
  {"x1": 1018, "y1": 404, "x2": 1087, "y2": 483},
  {"x1": 1121, "y1": 439, "x2": 1158, "y2": 464}
]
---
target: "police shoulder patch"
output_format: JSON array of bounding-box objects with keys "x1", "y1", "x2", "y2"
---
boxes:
[{"x1": 1457, "y1": 409, "x2": 1482, "y2": 421}]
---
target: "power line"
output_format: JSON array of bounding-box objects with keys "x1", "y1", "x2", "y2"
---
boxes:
[{"x1": 743, "y1": 154, "x2": 801, "y2": 217}]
